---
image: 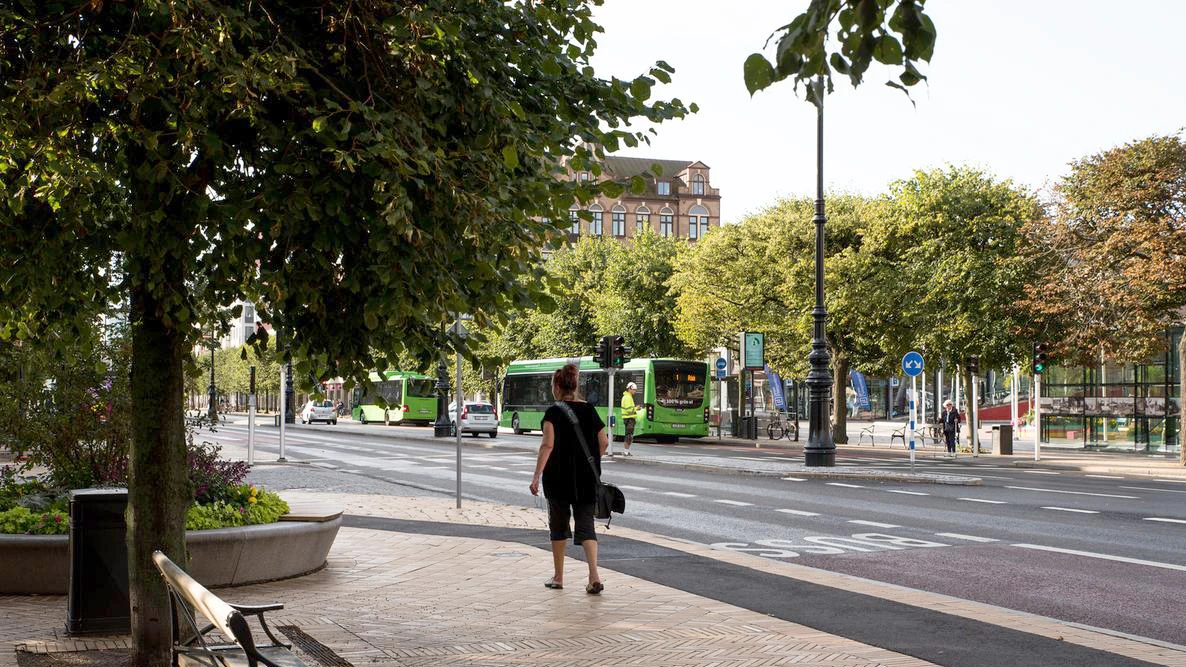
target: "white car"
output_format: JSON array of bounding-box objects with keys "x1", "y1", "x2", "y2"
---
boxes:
[
  {"x1": 300, "y1": 399, "x2": 338, "y2": 425},
  {"x1": 449, "y1": 401, "x2": 498, "y2": 438}
]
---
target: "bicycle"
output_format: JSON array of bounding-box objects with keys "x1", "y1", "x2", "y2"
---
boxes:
[{"x1": 766, "y1": 411, "x2": 799, "y2": 440}]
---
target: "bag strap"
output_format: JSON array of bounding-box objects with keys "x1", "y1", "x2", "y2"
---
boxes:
[{"x1": 554, "y1": 401, "x2": 602, "y2": 488}]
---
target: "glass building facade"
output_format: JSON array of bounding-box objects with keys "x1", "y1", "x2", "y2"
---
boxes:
[{"x1": 1040, "y1": 327, "x2": 1181, "y2": 452}]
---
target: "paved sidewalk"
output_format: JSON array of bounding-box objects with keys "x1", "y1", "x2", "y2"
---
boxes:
[{"x1": 7, "y1": 492, "x2": 1186, "y2": 667}]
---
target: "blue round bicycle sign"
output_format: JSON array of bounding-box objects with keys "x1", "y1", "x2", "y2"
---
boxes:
[{"x1": 901, "y1": 351, "x2": 924, "y2": 377}]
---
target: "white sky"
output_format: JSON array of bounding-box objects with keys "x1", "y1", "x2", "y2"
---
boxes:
[{"x1": 590, "y1": 1, "x2": 1186, "y2": 223}]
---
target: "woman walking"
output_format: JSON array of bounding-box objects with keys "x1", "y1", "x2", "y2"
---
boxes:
[
  {"x1": 530, "y1": 363, "x2": 607, "y2": 594},
  {"x1": 941, "y1": 399, "x2": 961, "y2": 456}
]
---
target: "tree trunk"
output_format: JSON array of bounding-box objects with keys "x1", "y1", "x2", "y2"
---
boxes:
[
  {"x1": 832, "y1": 354, "x2": 849, "y2": 444},
  {"x1": 128, "y1": 283, "x2": 191, "y2": 667},
  {"x1": 1179, "y1": 331, "x2": 1185, "y2": 466}
]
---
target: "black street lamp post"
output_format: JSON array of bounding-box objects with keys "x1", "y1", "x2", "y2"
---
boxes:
[
  {"x1": 207, "y1": 328, "x2": 218, "y2": 421},
  {"x1": 433, "y1": 355, "x2": 452, "y2": 437},
  {"x1": 804, "y1": 76, "x2": 836, "y2": 467},
  {"x1": 284, "y1": 357, "x2": 295, "y2": 424}
]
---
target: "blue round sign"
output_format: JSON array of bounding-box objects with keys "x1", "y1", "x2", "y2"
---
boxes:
[
  {"x1": 901, "y1": 351, "x2": 925, "y2": 377},
  {"x1": 715, "y1": 357, "x2": 727, "y2": 378}
]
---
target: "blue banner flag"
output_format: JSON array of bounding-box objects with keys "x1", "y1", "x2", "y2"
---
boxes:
[
  {"x1": 850, "y1": 370, "x2": 872, "y2": 411},
  {"x1": 764, "y1": 364, "x2": 785, "y2": 411}
]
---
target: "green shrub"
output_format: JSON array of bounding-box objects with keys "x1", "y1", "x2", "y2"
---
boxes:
[
  {"x1": 0, "y1": 506, "x2": 69, "y2": 535},
  {"x1": 184, "y1": 485, "x2": 289, "y2": 531}
]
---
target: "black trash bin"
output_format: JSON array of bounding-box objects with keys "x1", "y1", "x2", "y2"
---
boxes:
[
  {"x1": 991, "y1": 424, "x2": 1014, "y2": 455},
  {"x1": 67, "y1": 488, "x2": 130, "y2": 635}
]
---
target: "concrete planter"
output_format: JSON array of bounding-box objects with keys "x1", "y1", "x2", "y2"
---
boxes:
[{"x1": 0, "y1": 513, "x2": 341, "y2": 595}]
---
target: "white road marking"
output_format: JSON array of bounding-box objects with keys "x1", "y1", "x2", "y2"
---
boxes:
[
  {"x1": 663, "y1": 491, "x2": 696, "y2": 498},
  {"x1": 421, "y1": 466, "x2": 451, "y2": 470},
  {"x1": 619, "y1": 485, "x2": 650, "y2": 491},
  {"x1": 935, "y1": 533, "x2": 998, "y2": 543},
  {"x1": 342, "y1": 469, "x2": 362, "y2": 474},
  {"x1": 782, "y1": 477, "x2": 806, "y2": 482},
  {"x1": 826, "y1": 482, "x2": 864, "y2": 489},
  {"x1": 1005, "y1": 486, "x2": 1137, "y2": 499},
  {"x1": 1154, "y1": 478, "x2": 1186, "y2": 484},
  {"x1": 1042, "y1": 506, "x2": 1099, "y2": 514},
  {"x1": 1085, "y1": 474, "x2": 1124, "y2": 479},
  {"x1": 959, "y1": 497, "x2": 1007, "y2": 504},
  {"x1": 1144, "y1": 517, "x2": 1186, "y2": 525},
  {"x1": 1122, "y1": 485, "x2": 1186, "y2": 494},
  {"x1": 886, "y1": 490, "x2": 929, "y2": 496},
  {"x1": 1023, "y1": 470, "x2": 1061, "y2": 475},
  {"x1": 1013, "y1": 544, "x2": 1186, "y2": 572},
  {"x1": 776, "y1": 509, "x2": 821, "y2": 517},
  {"x1": 848, "y1": 520, "x2": 900, "y2": 528},
  {"x1": 715, "y1": 499, "x2": 754, "y2": 507}
]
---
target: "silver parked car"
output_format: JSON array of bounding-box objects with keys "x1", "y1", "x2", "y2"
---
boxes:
[{"x1": 448, "y1": 401, "x2": 498, "y2": 438}]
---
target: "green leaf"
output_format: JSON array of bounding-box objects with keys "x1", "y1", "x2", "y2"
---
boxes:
[
  {"x1": 364, "y1": 312, "x2": 378, "y2": 330},
  {"x1": 501, "y1": 145, "x2": 519, "y2": 169},
  {"x1": 601, "y1": 181, "x2": 624, "y2": 199},
  {"x1": 630, "y1": 175, "x2": 646, "y2": 195},
  {"x1": 630, "y1": 76, "x2": 652, "y2": 102},
  {"x1": 743, "y1": 54, "x2": 777, "y2": 95},
  {"x1": 874, "y1": 34, "x2": 903, "y2": 65},
  {"x1": 312, "y1": 117, "x2": 327, "y2": 132}
]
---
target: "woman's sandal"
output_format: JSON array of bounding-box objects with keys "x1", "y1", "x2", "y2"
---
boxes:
[
  {"x1": 586, "y1": 581, "x2": 604, "y2": 595},
  {"x1": 544, "y1": 578, "x2": 563, "y2": 590}
]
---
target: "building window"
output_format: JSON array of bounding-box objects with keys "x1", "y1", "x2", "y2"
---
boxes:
[
  {"x1": 657, "y1": 181, "x2": 671, "y2": 196},
  {"x1": 635, "y1": 206, "x2": 651, "y2": 234},
  {"x1": 692, "y1": 173, "x2": 705, "y2": 195},
  {"x1": 689, "y1": 205, "x2": 710, "y2": 240},
  {"x1": 659, "y1": 207, "x2": 674, "y2": 237},
  {"x1": 611, "y1": 206, "x2": 626, "y2": 237},
  {"x1": 569, "y1": 209, "x2": 580, "y2": 236},
  {"x1": 589, "y1": 204, "x2": 603, "y2": 236},
  {"x1": 242, "y1": 304, "x2": 255, "y2": 325},
  {"x1": 579, "y1": 172, "x2": 590, "y2": 182}
]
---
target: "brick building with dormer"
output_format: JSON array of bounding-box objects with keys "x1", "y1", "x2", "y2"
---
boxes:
[{"x1": 566, "y1": 156, "x2": 721, "y2": 243}]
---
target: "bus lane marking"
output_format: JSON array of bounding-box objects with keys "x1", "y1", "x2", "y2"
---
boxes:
[
  {"x1": 776, "y1": 509, "x2": 820, "y2": 517},
  {"x1": 1144, "y1": 517, "x2": 1186, "y2": 525},
  {"x1": 1123, "y1": 486, "x2": 1186, "y2": 494},
  {"x1": 663, "y1": 491, "x2": 696, "y2": 498},
  {"x1": 826, "y1": 483, "x2": 864, "y2": 489},
  {"x1": 715, "y1": 499, "x2": 754, "y2": 507},
  {"x1": 886, "y1": 490, "x2": 929, "y2": 496},
  {"x1": 1085, "y1": 474, "x2": 1125, "y2": 479},
  {"x1": 959, "y1": 498, "x2": 1007, "y2": 504},
  {"x1": 1042, "y1": 506, "x2": 1099, "y2": 514},
  {"x1": 848, "y1": 520, "x2": 900, "y2": 528}
]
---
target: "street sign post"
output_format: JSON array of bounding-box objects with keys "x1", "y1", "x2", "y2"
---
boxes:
[
  {"x1": 901, "y1": 351, "x2": 924, "y2": 472},
  {"x1": 715, "y1": 357, "x2": 727, "y2": 379}
]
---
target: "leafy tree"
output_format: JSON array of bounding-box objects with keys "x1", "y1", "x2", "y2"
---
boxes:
[
  {"x1": 0, "y1": 3, "x2": 687, "y2": 663},
  {"x1": 745, "y1": 0, "x2": 937, "y2": 101},
  {"x1": 1020, "y1": 135, "x2": 1186, "y2": 460},
  {"x1": 673, "y1": 195, "x2": 897, "y2": 442},
  {"x1": 871, "y1": 167, "x2": 1042, "y2": 440},
  {"x1": 591, "y1": 228, "x2": 692, "y2": 359}
]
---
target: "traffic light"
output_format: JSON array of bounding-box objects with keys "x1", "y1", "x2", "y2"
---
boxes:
[
  {"x1": 593, "y1": 336, "x2": 610, "y2": 369},
  {"x1": 611, "y1": 335, "x2": 630, "y2": 369},
  {"x1": 965, "y1": 355, "x2": 980, "y2": 376},
  {"x1": 1032, "y1": 342, "x2": 1049, "y2": 375}
]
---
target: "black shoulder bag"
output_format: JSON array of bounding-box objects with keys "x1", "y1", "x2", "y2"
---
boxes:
[{"x1": 554, "y1": 401, "x2": 626, "y2": 525}]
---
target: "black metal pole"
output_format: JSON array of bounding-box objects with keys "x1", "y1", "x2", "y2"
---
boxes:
[
  {"x1": 283, "y1": 327, "x2": 295, "y2": 423},
  {"x1": 804, "y1": 76, "x2": 835, "y2": 467},
  {"x1": 434, "y1": 326, "x2": 452, "y2": 437}
]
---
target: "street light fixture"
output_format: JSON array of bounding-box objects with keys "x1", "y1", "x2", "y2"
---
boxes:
[{"x1": 804, "y1": 76, "x2": 835, "y2": 467}]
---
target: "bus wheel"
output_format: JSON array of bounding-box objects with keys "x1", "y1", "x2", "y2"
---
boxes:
[{"x1": 512, "y1": 414, "x2": 524, "y2": 435}]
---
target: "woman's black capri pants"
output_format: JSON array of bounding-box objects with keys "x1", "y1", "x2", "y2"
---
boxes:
[{"x1": 547, "y1": 499, "x2": 597, "y2": 544}]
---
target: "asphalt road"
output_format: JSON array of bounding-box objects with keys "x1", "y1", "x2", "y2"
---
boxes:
[{"x1": 212, "y1": 419, "x2": 1186, "y2": 648}]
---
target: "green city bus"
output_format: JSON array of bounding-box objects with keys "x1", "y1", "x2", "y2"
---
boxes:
[
  {"x1": 500, "y1": 357, "x2": 709, "y2": 442},
  {"x1": 351, "y1": 371, "x2": 438, "y2": 425}
]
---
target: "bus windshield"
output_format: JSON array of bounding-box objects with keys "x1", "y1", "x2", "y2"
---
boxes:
[
  {"x1": 652, "y1": 361, "x2": 706, "y2": 408},
  {"x1": 407, "y1": 379, "x2": 436, "y2": 398}
]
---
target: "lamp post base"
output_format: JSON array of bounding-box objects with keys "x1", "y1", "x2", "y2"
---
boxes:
[{"x1": 803, "y1": 450, "x2": 835, "y2": 467}]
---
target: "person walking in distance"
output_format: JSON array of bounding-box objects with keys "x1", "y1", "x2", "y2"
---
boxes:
[
  {"x1": 941, "y1": 399, "x2": 960, "y2": 456},
  {"x1": 620, "y1": 381, "x2": 641, "y2": 456},
  {"x1": 529, "y1": 363, "x2": 607, "y2": 595}
]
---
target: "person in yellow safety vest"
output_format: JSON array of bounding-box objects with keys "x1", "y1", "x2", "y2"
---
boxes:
[{"x1": 618, "y1": 382, "x2": 643, "y2": 457}]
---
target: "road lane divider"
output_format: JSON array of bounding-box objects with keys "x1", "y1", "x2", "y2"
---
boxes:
[
  {"x1": 958, "y1": 497, "x2": 1007, "y2": 504},
  {"x1": 848, "y1": 520, "x2": 900, "y2": 528},
  {"x1": 1123, "y1": 485, "x2": 1186, "y2": 494},
  {"x1": 1042, "y1": 506, "x2": 1099, "y2": 514},
  {"x1": 1084, "y1": 474, "x2": 1125, "y2": 479},
  {"x1": 826, "y1": 482, "x2": 864, "y2": 488},
  {"x1": 1005, "y1": 486, "x2": 1137, "y2": 499},
  {"x1": 1144, "y1": 517, "x2": 1186, "y2": 524},
  {"x1": 935, "y1": 533, "x2": 998, "y2": 543},
  {"x1": 715, "y1": 499, "x2": 754, "y2": 507},
  {"x1": 885, "y1": 490, "x2": 928, "y2": 496},
  {"x1": 1012, "y1": 543, "x2": 1186, "y2": 571},
  {"x1": 776, "y1": 509, "x2": 821, "y2": 517},
  {"x1": 662, "y1": 491, "x2": 696, "y2": 498}
]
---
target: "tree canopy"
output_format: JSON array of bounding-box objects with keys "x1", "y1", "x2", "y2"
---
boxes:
[{"x1": 0, "y1": 2, "x2": 689, "y2": 664}]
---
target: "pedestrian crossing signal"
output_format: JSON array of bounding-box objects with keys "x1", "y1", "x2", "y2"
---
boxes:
[
  {"x1": 1032, "y1": 342, "x2": 1049, "y2": 375},
  {"x1": 611, "y1": 335, "x2": 630, "y2": 369}
]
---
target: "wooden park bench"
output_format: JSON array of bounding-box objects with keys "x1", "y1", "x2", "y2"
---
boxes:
[{"x1": 153, "y1": 551, "x2": 309, "y2": 667}]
